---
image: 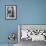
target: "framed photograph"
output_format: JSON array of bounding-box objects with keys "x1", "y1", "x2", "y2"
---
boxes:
[
  {"x1": 5, "y1": 5, "x2": 16, "y2": 20},
  {"x1": 18, "y1": 24, "x2": 46, "y2": 42}
]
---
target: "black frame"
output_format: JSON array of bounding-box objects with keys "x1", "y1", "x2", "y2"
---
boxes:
[{"x1": 5, "y1": 5, "x2": 17, "y2": 20}]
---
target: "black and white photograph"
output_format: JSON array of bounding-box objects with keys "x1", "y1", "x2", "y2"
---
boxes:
[
  {"x1": 18, "y1": 25, "x2": 46, "y2": 46},
  {"x1": 5, "y1": 5, "x2": 16, "y2": 20}
]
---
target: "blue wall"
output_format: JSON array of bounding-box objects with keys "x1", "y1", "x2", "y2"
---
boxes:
[{"x1": 0, "y1": 0, "x2": 46, "y2": 44}]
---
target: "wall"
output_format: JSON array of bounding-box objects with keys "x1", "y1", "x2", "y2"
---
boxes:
[{"x1": 0, "y1": 0, "x2": 46, "y2": 44}]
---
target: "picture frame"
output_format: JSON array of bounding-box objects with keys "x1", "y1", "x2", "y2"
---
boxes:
[
  {"x1": 18, "y1": 24, "x2": 46, "y2": 42},
  {"x1": 5, "y1": 5, "x2": 16, "y2": 20}
]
